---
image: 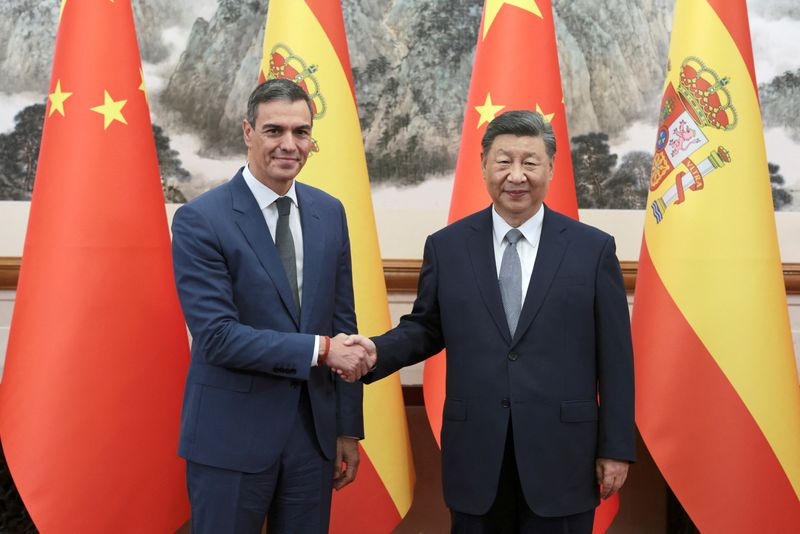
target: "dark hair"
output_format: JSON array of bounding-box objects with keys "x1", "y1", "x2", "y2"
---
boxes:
[
  {"x1": 246, "y1": 78, "x2": 314, "y2": 127},
  {"x1": 480, "y1": 110, "x2": 556, "y2": 158}
]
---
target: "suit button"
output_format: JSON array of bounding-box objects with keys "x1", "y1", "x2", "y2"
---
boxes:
[
  {"x1": 501, "y1": 398, "x2": 511, "y2": 408},
  {"x1": 508, "y1": 351, "x2": 519, "y2": 361}
]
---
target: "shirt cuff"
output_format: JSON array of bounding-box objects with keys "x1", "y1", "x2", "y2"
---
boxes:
[{"x1": 312, "y1": 335, "x2": 320, "y2": 367}]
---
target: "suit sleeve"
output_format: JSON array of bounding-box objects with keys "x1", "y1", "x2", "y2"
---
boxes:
[
  {"x1": 594, "y1": 236, "x2": 636, "y2": 462},
  {"x1": 331, "y1": 204, "x2": 364, "y2": 439},
  {"x1": 171, "y1": 203, "x2": 315, "y2": 379},
  {"x1": 366, "y1": 235, "x2": 445, "y2": 382}
]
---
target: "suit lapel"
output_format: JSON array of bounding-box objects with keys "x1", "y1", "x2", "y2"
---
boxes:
[
  {"x1": 467, "y1": 208, "x2": 512, "y2": 344},
  {"x1": 297, "y1": 184, "x2": 323, "y2": 331},
  {"x1": 513, "y1": 206, "x2": 568, "y2": 344},
  {"x1": 230, "y1": 172, "x2": 300, "y2": 328}
]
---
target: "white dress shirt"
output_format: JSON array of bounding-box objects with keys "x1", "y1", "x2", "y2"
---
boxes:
[
  {"x1": 242, "y1": 165, "x2": 320, "y2": 365},
  {"x1": 491, "y1": 206, "x2": 545, "y2": 304}
]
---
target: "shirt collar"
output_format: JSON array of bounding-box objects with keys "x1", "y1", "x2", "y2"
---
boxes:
[
  {"x1": 242, "y1": 164, "x2": 298, "y2": 210},
  {"x1": 491, "y1": 205, "x2": 545, "y2": 248}
]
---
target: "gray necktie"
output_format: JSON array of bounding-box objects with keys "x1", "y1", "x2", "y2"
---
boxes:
[
  {"x1": 499, "y1": 229, "x2": 523, "y2": 337},
  {"x1": 274, "y1": 196, "x2": 300, "y2": 315}
]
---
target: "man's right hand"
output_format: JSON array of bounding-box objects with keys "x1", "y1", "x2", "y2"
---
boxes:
[
  {"x1": 325, "y1": 333, "x2": 372, "y2": 382},
  {"x1": 343, "y1": 335, "x2": 377, "y2": 374}
]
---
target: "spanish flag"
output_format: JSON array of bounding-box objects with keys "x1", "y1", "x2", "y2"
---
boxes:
[
  {"x1": 0, "y1": 1, "x2": 190, "y2": 532},
  {"x1": 259, "y1": 1, "x2": 415, "y2": 531},
  {"x1": 423, "y1": 1, "x2": 619, "y2": 531},
  {"x1": 632, "y1": 1, "x2": 800, "y2": 531}
]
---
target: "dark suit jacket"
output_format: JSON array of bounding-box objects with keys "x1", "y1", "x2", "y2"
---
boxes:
[
  {"x1": 366, "y1": 205, "x2": 634, "y2": 517},
  {"x1": 172, "y1": 169, "x2": 362, "y2": 474}
]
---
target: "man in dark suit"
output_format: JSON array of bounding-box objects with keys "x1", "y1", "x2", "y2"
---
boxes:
[
  {"x1": 348, "y1": 110, "x2": 635, "y2": 533},
  {"x1": 171, "y1": 78, "x2": 374, "y2": 533}
]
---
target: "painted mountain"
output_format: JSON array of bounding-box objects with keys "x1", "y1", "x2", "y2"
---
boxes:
[{"x1": 0, "y1": 0, "x2": 797, "y2": 209}]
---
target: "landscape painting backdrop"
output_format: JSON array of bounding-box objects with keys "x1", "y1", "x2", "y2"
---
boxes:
[{"x1": 1, "y1": 0, "x2": 798, "y2": 210}]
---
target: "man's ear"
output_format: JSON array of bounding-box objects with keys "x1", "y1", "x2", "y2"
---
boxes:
[{"x1": 242, "y1": 119, "x2": 252, "y2": 147}]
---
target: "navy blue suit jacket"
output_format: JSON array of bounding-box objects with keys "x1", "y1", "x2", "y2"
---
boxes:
[
  {"x1": 172, "y1": 169, "x2": 362, "y2": 474},
  {"x1": 366, "y1": 206, "x2": 635, "y2": 517}
]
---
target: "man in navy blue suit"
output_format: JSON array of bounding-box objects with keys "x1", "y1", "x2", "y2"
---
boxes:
[
  {"x1": 348, "y1": 111, "x2": 635, "y2": 533},
  {"x1": 172, "y1": 78, "x2": 374, "y2": 533}
]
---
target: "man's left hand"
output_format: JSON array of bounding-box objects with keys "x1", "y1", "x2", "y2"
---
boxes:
[
  {"x1": 595, "y1": 458, "x2": 629, "y2": 499},
  {"x1": 333, "y1": 437, "x2": 360, "y2": 490}
]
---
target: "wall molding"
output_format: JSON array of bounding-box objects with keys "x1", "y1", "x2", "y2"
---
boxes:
[
  {"x1": 2, "y1": 256, "x2": 799, "y2": 294},
  {"x1": 0, "y1": 257, "x2": 19, "y2": 290},
  {"x1": 384, "y1": 259, "x2": 800, "y2": 294}
]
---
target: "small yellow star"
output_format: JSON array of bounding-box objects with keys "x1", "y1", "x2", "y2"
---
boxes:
[
  {"x1": 139, "y1": 68, "x2": 148, "y2": 104},
  {"x1": 59, "y1": 0, "x2": 67, "y2": 23},
  {"x1": 535, "y1": 103, "x2": 555, "y2": 122},
  {"x1": 90, "y1": 90, "x2": 128, "y2": 129},
  {"x1": 48, "y1": 80, "x2": 72, "y2": 118},
  {"x1": 475, "y1": 93, "x2": 506, "y2": 128},
  {"x1": 483, "y1": 0, "x2": 542, "y2": 40}
]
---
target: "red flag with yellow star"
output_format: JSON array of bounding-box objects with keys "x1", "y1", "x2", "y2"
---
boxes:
[
  {"x1": 0, "y1": 1, "x2": 190, "y2": 532},
  {"x1": 422, "y1": 1, "x2": 619, "y2": 531}
]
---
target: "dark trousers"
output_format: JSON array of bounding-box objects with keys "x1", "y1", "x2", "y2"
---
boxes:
[
  {"x1": 186, "y1": 386, "x2": 333, "y2": 534},
  {"x1": 451, "y1": 420, "x2": 595, "y2": 534}
]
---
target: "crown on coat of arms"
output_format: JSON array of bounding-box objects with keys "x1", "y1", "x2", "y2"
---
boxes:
[
  {"x1": 267, "y1": 44, "x2": 327, "y2": 119},
  {"x1": 677, "y1": 56, "x2": 737, "y2": 131}
]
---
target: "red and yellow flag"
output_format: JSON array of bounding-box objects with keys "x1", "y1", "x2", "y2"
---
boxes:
[
  {"x1": 632, "y1": 1, "x2": 800, "y2": 531},
  {"x1": 0, "y1": 1, "x2": 190, "y2": 532},
  {"x1": 423, "y1": 1, "x2": 618, "y2": 531},
  {"x1": 259, "y1": 1, "x2": 415, "y2": 531}
]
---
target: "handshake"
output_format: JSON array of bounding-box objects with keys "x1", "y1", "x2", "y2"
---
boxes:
[{"x1": 323, "y1": 334, "x2": 377, "y2": 382}]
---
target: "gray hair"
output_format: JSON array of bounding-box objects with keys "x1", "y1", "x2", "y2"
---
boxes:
[
  {"x1": 481, "y1": 110, "x2": 556, "y2": 158},
  {"x1": 246, "y1": 78, "x2": 314, "y2": 127}
]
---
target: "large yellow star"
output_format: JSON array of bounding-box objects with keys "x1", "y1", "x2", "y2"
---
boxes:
[
  {"x1": 535, "y1": 103, "x2": 555, "y2": 122},
  {"x1": 483, "y1": 0, "x2": 542, "y2": 39},
  {"x1": 48, "y1": 80, "x2": 72, "y2": 118},
  {"x1": 475, "y1": 93, "x2": 506, "y2": 128},
  {"x1": 90, "y1": 90, "x2": 128, "y2": 129}
]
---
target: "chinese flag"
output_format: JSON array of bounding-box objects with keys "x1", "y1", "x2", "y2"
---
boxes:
[
  {"x1": 423, "y1": 1, "x2": 619, "y2": 531},
  {"x1": 259, "y1": 1, "x2": 415, "y2": 532},
  {"x1": 0, "y1": 2, "x2": 190, "y2": 532},
  {"x1": 632, "y1": 0, "x2": 800, "y2": 531}
]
